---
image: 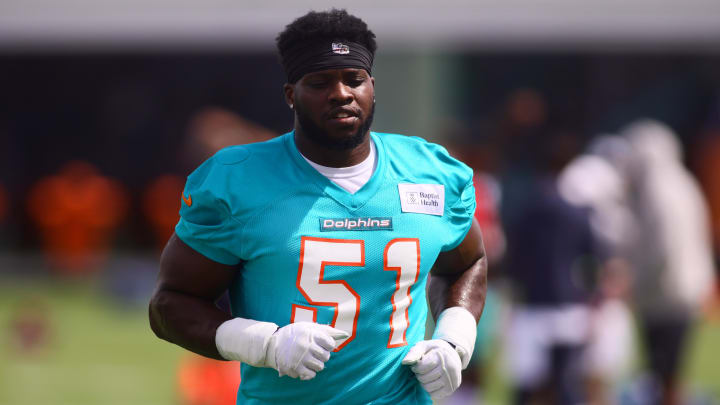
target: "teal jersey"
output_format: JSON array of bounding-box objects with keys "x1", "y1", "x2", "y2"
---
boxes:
[{"x1": 176, "y1": 132, "x2": 475, "y2": 405}]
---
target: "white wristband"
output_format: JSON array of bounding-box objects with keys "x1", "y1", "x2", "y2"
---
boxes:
[
  {"x1": 432, "y1": 306, "x2": 477, "y2": 369},
  {"x1": 215, "y1": 317, "x2": 278, "y2": 366}
]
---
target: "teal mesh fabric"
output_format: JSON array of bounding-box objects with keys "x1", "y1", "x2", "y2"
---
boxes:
[{"x1": 175, "y1": 132, "x2": 474, "y2": 404}]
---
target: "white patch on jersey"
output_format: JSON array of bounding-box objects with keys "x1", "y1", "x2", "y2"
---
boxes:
[{"x1": 398, "y1": 183, "x2": 445, "y2": 216}]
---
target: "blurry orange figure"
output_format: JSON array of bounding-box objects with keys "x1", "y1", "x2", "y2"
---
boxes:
[
  {"x1": 27, "y1": 161, "x2": 128, "y2": 274},
  {"x1": 142, "y1": 174, "x2": 185, "y2": 251},
  {"x1": 178, "y1": 354, "x2": 240, "y2": 405}
]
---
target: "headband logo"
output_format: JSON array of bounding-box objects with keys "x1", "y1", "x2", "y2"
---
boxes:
[{"x1": 331, "y1": 43, "x2": 350, "y2": 55}]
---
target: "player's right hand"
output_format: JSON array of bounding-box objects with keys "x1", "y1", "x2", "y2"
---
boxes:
[{"x1": 265, "y1": 322, "x2": 349, "y2": 380}]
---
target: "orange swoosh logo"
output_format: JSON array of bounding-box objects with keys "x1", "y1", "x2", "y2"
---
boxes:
[{"x1": 182, "y1": 193, "x2": 192, "y2": 207}]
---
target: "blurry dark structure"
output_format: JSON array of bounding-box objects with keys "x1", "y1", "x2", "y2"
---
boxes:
[
  {"x1": 27, "y1": 161, "x2": 127, "y2": 273},
  {"x1": 1, "y1": 52, "x2": 719, "y2": 254},
  {"x1": 695, "y1": 133, "x2": 720, "y2": 264},
  {"x1": 693, "y1": 101, "x2": 720, "y2": 274},
  {"x1": 0, "y1": 53, "x2": 289, "y2": 251},
  {"x1": 0, "y1": 183, "x2": 7, "y2": 224}
]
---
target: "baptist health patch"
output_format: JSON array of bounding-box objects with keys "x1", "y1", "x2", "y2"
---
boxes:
[
  {"x1": 398, "y1": 183, "x2": 445, "y2": 216},
  {"x1": 320, "y1": 217, "x2": 393, "y2": 231}
]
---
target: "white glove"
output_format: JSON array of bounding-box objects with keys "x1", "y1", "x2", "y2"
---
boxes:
[
  {"x1": 266, "y1": 322, "x2": 349, "y2": 380},
  {"x1": 431, "y1": 306, "x2": 477, "y2": 369},
  {"x1": 402, "y1": 339, "x2": 462, "y2": 399},
  {"x1": 215, "y1": 318, "x2": 348, "y2": 381}
]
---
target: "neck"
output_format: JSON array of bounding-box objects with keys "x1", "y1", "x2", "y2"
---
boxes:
[{"x1": 294, "y1": 129, "x2": 371, "y2": 168}]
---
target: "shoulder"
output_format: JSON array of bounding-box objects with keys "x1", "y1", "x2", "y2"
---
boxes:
[
  {"x1": 182, "y1": 135, "x2": 291, "y2": 216},
  {"x1": 214, "y1": 135, "x2": 288, "y2": 165},
  {"x1": 375, "y1": 132, "x2": 473, "y2": 189},
  {"x1": 376, "y1": 132, "x2": 446, "y2": 155},
  {"x1": 187, "y1": 135, "x2": 288, "y2": 188}
]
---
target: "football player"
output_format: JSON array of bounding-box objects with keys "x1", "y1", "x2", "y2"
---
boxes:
[{"x1": 149, "y1": 9, "x2": 487, "y2": 404}]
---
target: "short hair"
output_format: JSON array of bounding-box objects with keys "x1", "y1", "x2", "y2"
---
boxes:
[{"x1": 276, "y1": 9, "x2": 377, "y2": 64}]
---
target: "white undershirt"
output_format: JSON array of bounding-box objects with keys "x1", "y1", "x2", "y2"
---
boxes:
[{"x1": 301, "y1": 140, "x2": 377, "y2": 194}]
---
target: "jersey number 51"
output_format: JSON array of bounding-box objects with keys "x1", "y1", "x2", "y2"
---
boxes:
[{"x1": 292, "y1": 236, "x2": 420, "y2": 351}]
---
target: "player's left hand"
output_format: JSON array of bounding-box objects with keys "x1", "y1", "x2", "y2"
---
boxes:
[{"x1": 401, "y1": 339, "x2": 462, "y2": 399}]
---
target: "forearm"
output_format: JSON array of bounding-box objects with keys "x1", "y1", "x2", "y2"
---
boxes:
[
  {"x1": 428, "y1": 255, "x2": 488, "y2": 322},
  {"x1": 149, "y1": 288, "x2": 232, "y2": 360},
  {"x1": 405, "y1": 252, "x2": 488, "y2": 392}
]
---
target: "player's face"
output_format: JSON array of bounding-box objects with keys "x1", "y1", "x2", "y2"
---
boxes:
[{"x1": 286, "y1": 68, "x2": 375, "y2": 151}]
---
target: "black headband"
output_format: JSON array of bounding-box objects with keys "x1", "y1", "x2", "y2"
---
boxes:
[{"x1": 282, "y1": 40, "x2": 374, "y2": 84}]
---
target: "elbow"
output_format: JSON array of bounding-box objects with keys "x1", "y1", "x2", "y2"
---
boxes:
[{"x1": 148, "y1": 290, "x2": 169, "y2": 341}]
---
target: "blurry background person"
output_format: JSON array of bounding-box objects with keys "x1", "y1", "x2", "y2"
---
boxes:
[
  {"x1": 558, "y1": 136, "x2": 636, "y2": 405},
  {"x1": 503, "y1": 129, "x2": 598, "y2": 405},
  {"x1": 622, "y1": 120, "x2": 717, "y2": 405}
]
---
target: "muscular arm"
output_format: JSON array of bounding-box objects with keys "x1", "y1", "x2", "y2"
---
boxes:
[
  {"x1": 149, "y1": 233, "x2": 237, "y2": 360},
  {"x1": 428, "y1": 218, "x2": 488, "y2": 323}
]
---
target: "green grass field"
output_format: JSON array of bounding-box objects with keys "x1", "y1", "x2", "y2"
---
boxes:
[
  {"x1": 0, "y1": 278, "x2": 718, "y2": 405},
  {"x1": 0, "y1": 278, "x2": 184, "y2": 405}
]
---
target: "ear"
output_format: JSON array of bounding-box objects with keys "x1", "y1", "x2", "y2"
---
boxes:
[{"x1": 283, "y1": 83, "x2": 295, "y2": 109}]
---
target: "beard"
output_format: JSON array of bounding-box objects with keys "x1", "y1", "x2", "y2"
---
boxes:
[{"x1": 295, "y1": 101, "x2": 375, "y2": 151}]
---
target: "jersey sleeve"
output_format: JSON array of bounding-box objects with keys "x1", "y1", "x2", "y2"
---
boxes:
[
  {"x1": 443, "y1": 177, "x2": 476, "y2": 251},
  {"x1": 175, "y1": 157, "x2": 242, "y2": 265},
  {"x1": 438, "y1": 147, "x2": 476, "y2": 252}
]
